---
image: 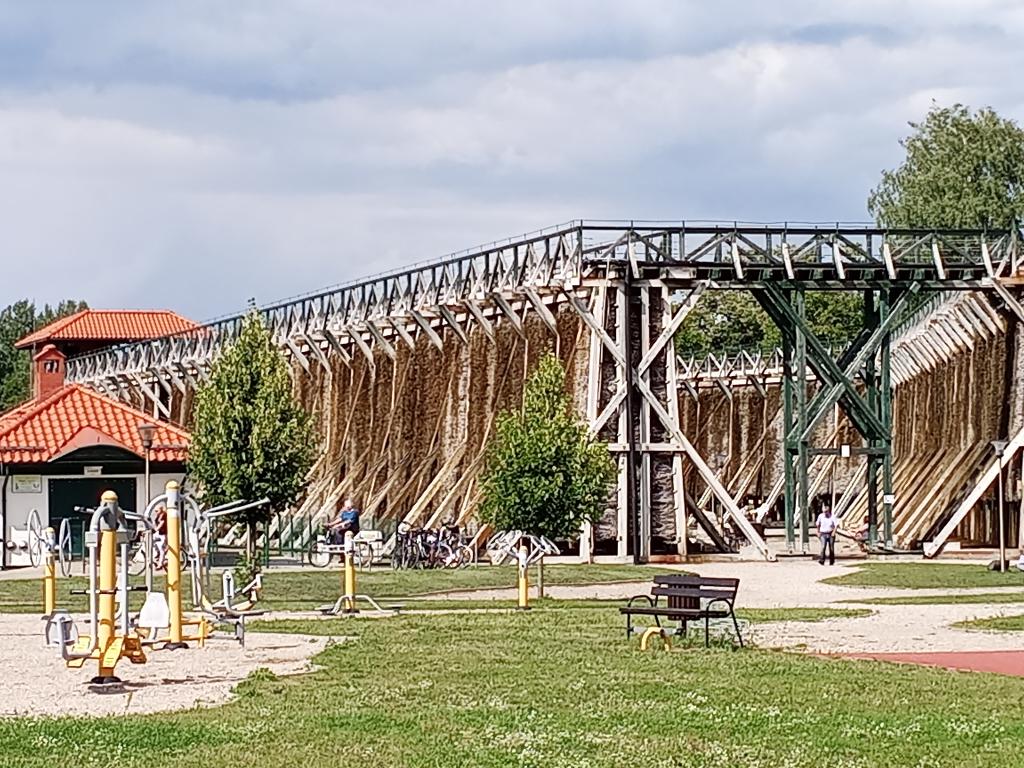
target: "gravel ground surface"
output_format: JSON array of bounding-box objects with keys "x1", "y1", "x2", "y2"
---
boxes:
[
  {"x1": 431, "y1": 560, "x2": 1024, "y2": 654},
  {"x1": 0, "y1": 614, "x2": 330, "y2": 718},
  {"x1": 4, "y1": 559, "x2": 1023, "y2": 718}
]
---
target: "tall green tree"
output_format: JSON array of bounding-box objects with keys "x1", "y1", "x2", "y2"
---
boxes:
[
  {"x1": 479, "y1": 352, "x2": 616, "y2": 541},
  {"x1": 869, "y1": 104, "x2": 1024, "y2": 228},
  {"x1": 188, "y1": 313, "x2": 316, "y2": 558},
  {"x1": 0, "y1": 299, "x2": 88, "y2": 409},
  {"x1": 675, "y1": 291, "x2": 862, "y2": 357}
]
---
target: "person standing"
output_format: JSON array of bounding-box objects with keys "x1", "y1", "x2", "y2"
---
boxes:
[{"x1": 816, "y1": 505, "x2": 838, "y2": 566}]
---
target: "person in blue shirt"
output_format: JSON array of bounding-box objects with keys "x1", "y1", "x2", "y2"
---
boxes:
[{"x1": 327, "y1": 498, "x2": 361, "y2": 544}]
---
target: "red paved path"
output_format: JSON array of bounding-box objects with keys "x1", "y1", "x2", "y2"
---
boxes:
[{"x1": 844, "y1": 650, "x2": 1024, "y2": 677}]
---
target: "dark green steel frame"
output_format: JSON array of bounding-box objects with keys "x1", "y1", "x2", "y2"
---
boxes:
[{"x1": 753, "y1": 282, "x2": 919, "y2": 551}]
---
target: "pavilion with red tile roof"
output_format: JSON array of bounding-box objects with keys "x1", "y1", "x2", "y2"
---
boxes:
[
  {"x1": 1, "y1": 309, "x2": 194, "y2": 568},
  {"x1": 15, "y1": 309, "x2": 198, "y2": 358}
]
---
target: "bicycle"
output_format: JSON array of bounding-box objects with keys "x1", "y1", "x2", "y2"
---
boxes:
[{"x1": 309, "y1": 526, "x2": 375, "y2": 569}]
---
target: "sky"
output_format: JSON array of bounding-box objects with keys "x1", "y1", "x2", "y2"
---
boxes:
[{"x1": 2, "y1": 1, "x2": 1024, "y2": 321}]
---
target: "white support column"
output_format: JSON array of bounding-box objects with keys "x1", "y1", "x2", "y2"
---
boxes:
[
  {"x1": 638, "y1": 285, "x2": 652, "y2": 562},
  {"x1": 581, "y1": 286, "x2": 606, "y2": 563},
  {"x1": 663, "y1": 285, "x2": 688, "y2": 558},
  {"x1": 615, "y1": 284, "x2": 629, "y2": 560}
]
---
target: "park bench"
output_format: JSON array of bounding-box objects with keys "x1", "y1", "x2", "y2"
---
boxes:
[{"x1": 619, "y1": 574, "x2": 744, "y2": 647}]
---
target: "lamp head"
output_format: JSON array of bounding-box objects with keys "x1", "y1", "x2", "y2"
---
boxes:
[{"x1": 137, "y1": 422, "x2": 157, "y2": 450}]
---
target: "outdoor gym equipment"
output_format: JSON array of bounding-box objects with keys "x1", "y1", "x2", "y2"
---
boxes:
[
  {"x1": 318, "y1": 530, "x2": 398, "y2": 616},
  {"x1": 486, "y1": 531, "x2": 559, "y2": 610},
  {"x1": 50, "y1": 490, "x2": 149, "y2": 684},
  {"x1": 182, "y1": 492, "x2": 269, "y2": 646},
  {"x1": 32, "y1": 510, "x2": 74, "y2": 644}
]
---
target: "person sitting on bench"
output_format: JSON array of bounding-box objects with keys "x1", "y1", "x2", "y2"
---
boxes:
[{"x1": 327, "y1": 498, "x2": 361, "y2": 545}]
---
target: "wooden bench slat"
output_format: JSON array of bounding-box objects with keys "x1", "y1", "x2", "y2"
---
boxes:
[
  {"x1": 619, "y1": 606, "x2": 730, "y2": 618},
  {"x1": 651, "y1": 586, "x2": 737, "y2": 601},
  {"x1": 653, "y1": 575, "x2": 739, "y2": 588}
]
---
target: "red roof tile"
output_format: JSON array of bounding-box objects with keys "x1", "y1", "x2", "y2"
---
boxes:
[
  {"x1": 16, "y1": 310, "x2": 198, "y2": 349},
  {"x1": 0, "y1": 385, "x2": 189, "y2": 463}
]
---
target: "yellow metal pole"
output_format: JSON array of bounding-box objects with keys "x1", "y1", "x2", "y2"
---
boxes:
[
  {"x1": 43, "y1": 526, "x2": 56, "y2": 615},
  {"x1": 343, "y1": 530, "x2": 357, "y2": 614},
  {"x1": 517, "y1": 543, "x2": 530, "y2": 611},
  {"x1": 96, "y1": 496, "x2": 118, "y2": 679},
  {"x1": 164, "y1": 480, "x2": 188, "y2": 649}
]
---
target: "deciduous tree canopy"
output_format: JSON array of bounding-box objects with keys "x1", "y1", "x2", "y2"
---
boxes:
[
  {"x1": 479, "y1": 353, "x2": 615, "y2": 541},
  {"x1": 188, "y1": 312, "x2": 316, "y2": 557},
  {"x1": 0, "y1": 299, "x2": 88, "y2": 409},
  {"x1": 868, "y1": 104, "x2": 1024, "y2": 228}
]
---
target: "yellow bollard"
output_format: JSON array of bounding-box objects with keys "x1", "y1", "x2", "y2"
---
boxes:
[
  {"x1": 164, "y1": 480, "x2": 188, "y2": 649},
  {"x1": 517, "y1": 543, "x2": 530, "y2": 611},
  {"x1": 96, "y1": 491, "x2": 119, "y2": 679},
  {"x1": 342, "y1": 531, "x2": 357, "y2": 614},
  {"x1": 639, "y1": 626, "x2": 672, "y2": 651},
  {"x1": 43, "y1": 526, "x2": 56, "y2": 615}
]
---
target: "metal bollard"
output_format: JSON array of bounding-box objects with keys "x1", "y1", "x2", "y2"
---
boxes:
[
  {"x1": 43, "y1": 526, "x2": 56, "y2": 615},
  {"x1": 342, "y1": 531, "x2": 358, "y2": 614},
  {"x1": 165, "y1": 481, "x2": 188, "y2": 650},
  {"x1": 517, "y1": 543, "x2": 530, "y2": 611}
]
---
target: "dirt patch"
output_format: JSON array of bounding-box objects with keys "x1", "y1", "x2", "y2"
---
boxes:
[{"x1": 0, "y1": 614, "x2": 330, "y2": 718}]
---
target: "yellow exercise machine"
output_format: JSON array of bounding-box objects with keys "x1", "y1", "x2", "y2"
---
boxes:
[
  {"x1": 318, "y1": 531, "x2": 398, "y2": 616},
  {"x1": 33, "y1": 511, "x2": 74, "y2": 645},
  {"x1": 52, "y1": 491, "x2": 147, "y2": 684},
  {"x1": 184, "y1": 494, "x2": 270, "y2": 647}
]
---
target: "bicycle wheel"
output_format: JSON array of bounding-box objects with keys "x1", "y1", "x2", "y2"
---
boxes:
[
  {"x1": 355, "y1": 541, "x2": 374, "y2": 571},
  {"x1": 57, "y1": 518, "x2": 73, "y2": 577},
  {"x1": 27, "y1": 510, "x2": 44, "y2": 568},
  {"x1": 127, "y1": 541, "x2": 148, "y2": 576},
  {"x1": 309, "y1": 538, "x2": 331, "y2": 568},
  {"x1": 455, "y1": 544, "x2": 474, "y2": 568},
  {"x1": 391, "y1": 540, "x2": 404, "y2": 570},
  {"x1": 436, "y1": 541, "x2": 457, "y2": 568}
]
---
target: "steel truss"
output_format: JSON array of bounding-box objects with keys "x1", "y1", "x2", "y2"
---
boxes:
[{"x1": 62, "y1": 222, "x2": 1021, "y2": 561}]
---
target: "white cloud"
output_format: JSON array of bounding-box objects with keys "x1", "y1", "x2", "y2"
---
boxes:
[{"x1": 1, "y1": 2, "x2": 1024, "y2": 318}]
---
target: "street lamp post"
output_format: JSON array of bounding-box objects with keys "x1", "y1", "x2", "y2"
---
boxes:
[
  {"x1": 137, "y1": 423, "x2": 157, "y2": 504},
  {"x1": 992, "y1": 440, "x2": 1008, "y2": 573}
]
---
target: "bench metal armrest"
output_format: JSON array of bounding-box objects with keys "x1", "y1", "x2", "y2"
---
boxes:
[
  {"x1": 625, "y1": 594, "x2": 656, "y2": 609},
  {"x1": 704, "y1": 596, "x2": 735, "y2": 613}
]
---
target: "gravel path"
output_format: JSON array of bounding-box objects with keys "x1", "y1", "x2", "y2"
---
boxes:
[
  {"x1": 0, "y1": 614, "x2": 330, "y2": 718},
  {"x1": 430, "y1": 560, "x2": 1024, "y2": 655}
]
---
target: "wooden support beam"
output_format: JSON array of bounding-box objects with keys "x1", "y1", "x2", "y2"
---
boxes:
[
  {"x1": 436, "y1": 305, "x2": 469, "y2": 345},
  {"x1": 523, "y1": 287, "x2": 558, "y2": 335},
  {"x1": 491, "y1": 293, "x2": 526, "y2": 338},
  {"x1": 389, "y1": 318, "x2": 418, "y2": 351},
  {"x1": 408, "y1": 309, "x2": 444, "y2": 350},
  {"x1": 283, "y1": 336, "x2": 311, "y2": 374},
  {"x1": 321, "y1": 328, "x2": 353, "y2": 366},
  {"x1": 364, "y1": 321, "x2": 398, "y2": 361},
  {"x1": 463, "y1": 298, "x2": 495, "y2": 341}
]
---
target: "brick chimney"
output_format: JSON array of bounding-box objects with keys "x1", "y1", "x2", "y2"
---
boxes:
[{"x1": 33, "y1": 344, "x2": 66, "y2": 400}]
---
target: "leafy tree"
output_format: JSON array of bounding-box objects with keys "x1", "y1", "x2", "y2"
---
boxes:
[
  {"x1": 675, "y1": 291, "x2": 862, "y2": 357},
  {"x1": 479, "y1": 352, "x2": 616, "y2": 541},
  {"x1": 0, "y1": 299, "x2": 88, "y2": 409},
  {"x1": 869, "y1": 103, "x2": 1024, "y2": 228},
  {"x1": 188, "y1": 312, "x2": 316, "y2": 559}
]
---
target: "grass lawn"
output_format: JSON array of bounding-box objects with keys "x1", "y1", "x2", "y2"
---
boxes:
[
  {"x1": 953, "y1": 614, "x2": 1024, "y2": 632},
  {"x1": 846, "y1": 592, "x2": 1024, "y2": 606},
  {"x1": 1, "y1": 601, "x2": 1022, "y2": 767},
  {"x1": 823, "y1": 562, "x2": 1024, "y2": 590},
  {"x1": 0, "y1": 564, "x2": 671, "y2": 614},
  {"x1": 396, "y1": 599, "x2": 872, "y2": 624}
]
